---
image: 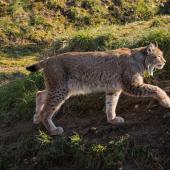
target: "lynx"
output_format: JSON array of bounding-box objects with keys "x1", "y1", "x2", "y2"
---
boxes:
[{"x1": 26, "y1": 43, "x2": 170, "y2": 135}]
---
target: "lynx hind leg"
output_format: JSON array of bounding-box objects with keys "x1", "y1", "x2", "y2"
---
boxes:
[
  {"x1": 39, "y1": 87, "x2": 69, "y2": 135},
  {"x1": 33, "y1": 90, "x2": 46, "y2": 124},
  {"x1": 105, "y1": 91, "x2": 125, "y2": 125}
]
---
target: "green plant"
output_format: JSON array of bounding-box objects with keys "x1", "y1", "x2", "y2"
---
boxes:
[{"x1": 0, "y1": 73, "x2": 44, "y2": 124}]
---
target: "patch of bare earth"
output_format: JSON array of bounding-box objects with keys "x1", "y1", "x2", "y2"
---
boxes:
[{"x1": 0, "y1": 81, "x2": 170, "y2": 170}]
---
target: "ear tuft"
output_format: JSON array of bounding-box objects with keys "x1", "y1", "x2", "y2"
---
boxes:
[{"x1": 154, "y1": 41, "x2": 158, "y2": 48}]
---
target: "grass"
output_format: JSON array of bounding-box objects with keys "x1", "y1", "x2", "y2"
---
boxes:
[
  {"x1": 0, "y1": 73, "x2": 44, "y2": 125},
  {"x1": 0, "y1": 2, "x2": 170, "y2": 169},
  {"x1": 1, "y1": 16, "x2": 169, "y2": 77},
  {"x1": 0, "y1": 0, "x2": 168, "y2": 45},
  {"x1": 0, "y1": 129, "x2": 153, "y2": 170},
  {"x1": 0, "y1": 20, "x2": 169, "y2": 86},
  {"x1": 0, "y1": 14, "x2": 170, "y2": 163},
  {"x1": 50, "y1": 16, "x2": 170, "y2": 64},
  {"x1": 0, "y1": 17, "x2": 170, "y2": 169}
]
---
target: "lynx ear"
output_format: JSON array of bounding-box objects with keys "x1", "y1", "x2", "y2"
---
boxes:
[
  {"x1": 154, "y1": 41, "x2": 158, "y2": 48},
  {"x1": 146, "y1": 43, "x2": 156, "y2": 55}
]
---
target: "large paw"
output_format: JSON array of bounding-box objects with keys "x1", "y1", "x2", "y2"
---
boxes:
[
  {"x1": 49, "y1": 127, "x2": 64, "y2": 136},
  {"x1": 108, "y1": 116, "x2": 125, "y2": 125},
  {"x1": 159, "y1": 97, "x2": 170, "y2": 108},
  {"x1": 33, "y1": 114, "x2": 41, "y2": 124}
]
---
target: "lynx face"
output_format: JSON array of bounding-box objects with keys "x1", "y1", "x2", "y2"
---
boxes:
[{"x1": 145, "y1": 43, "x2": 166, "y2": 76}]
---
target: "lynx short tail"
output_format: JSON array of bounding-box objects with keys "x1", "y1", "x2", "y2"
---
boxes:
[{"x1": 26, "y1": 60, "x2": 46, "y2": 72}]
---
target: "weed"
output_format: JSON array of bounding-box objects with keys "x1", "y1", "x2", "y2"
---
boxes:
[{"x1": 37, "y1": 130, "x2": 53, "y2": 145}]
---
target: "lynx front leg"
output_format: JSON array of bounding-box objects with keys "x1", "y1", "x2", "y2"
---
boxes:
[
  {"x1": 123, "y1": 83, "x2": 170, "y2": 108},
  {"x1": 123, "y1": 71, "x2": 170, "y2": 108},
  {"x1": 105, "y1": 90, "x2": 125, "y2": 125}
]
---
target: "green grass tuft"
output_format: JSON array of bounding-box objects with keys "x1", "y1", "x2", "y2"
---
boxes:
[{"x1": 0, "y1": 73, "x2": 44, "y2": 124}]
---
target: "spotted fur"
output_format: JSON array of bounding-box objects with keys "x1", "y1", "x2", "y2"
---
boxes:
[{"x1": 26, "y1": 43, "x2": 170, "y2": 135}]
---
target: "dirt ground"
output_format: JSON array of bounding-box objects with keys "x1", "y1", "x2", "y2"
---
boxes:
[
  {"x1": 1, "y1": 80, "x2": 170, "y2": 170},
  {"x1": 1, "y1": 93, "x2": 170, "y2": 170}
]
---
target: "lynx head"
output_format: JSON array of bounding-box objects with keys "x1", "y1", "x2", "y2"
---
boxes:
[{"x1": 145, "y1": 42, "x2": 166, "y2": 76}]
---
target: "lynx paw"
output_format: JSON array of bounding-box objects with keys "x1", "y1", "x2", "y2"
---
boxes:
[
  {"x1": 108, "y1": 116, "x2": 125, "y2": 125},
  {"x1": 49, "y1": 127, "x2": 64, "y2": 136},
  {"x1": 160, "y1": 97, "x2": 170, "y2": 108},
  {"x1": 33, "y1": 114, "x2": 41, "y2": 124}
]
